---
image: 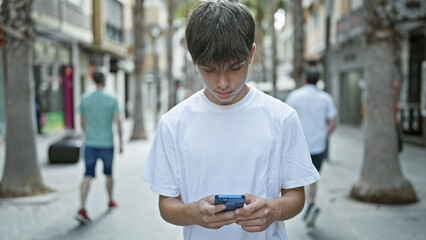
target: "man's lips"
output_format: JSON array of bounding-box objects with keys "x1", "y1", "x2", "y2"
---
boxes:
[{"x1": 215, "y1": 90, "x2": 234, "y2": 98}]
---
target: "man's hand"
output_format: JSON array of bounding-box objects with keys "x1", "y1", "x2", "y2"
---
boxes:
[
  {"x1": 191, "y1": 195, "x2": 237, "y2": 229},
  {"x1": 119, "y1": 142, "x2": 123, "y2": 154},
  {"x1": 159, "y1": 195, "x2": 236, "y2": 229},
  {"x1": 235, "y1": 194, "x2": 278, "y2": 232}
]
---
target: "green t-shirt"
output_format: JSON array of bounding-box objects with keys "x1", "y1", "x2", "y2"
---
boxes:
[{"x1": 79, "y1": 90, "x2": 119, "y2": 148}]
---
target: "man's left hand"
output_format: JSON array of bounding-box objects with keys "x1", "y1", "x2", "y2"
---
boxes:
[{"x1": 234, "y1": 194, "x2": 278, "y2": 232}]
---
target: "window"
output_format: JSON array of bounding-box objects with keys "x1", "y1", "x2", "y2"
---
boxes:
[{"x1": 106, "y1": 0, "x2": 124, "y2": 43}]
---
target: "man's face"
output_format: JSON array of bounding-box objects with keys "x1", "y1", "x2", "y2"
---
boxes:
[{"x1": 197, "y1": 44, "x2": 255, "y2": 106}]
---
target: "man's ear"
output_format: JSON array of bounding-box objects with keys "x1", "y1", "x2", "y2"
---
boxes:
[{"x1": 249, "y1": 43, "x2": 256, "y2": 64}]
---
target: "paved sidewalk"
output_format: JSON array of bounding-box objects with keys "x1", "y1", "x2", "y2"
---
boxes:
[
  {"x1": 1, "y1": 121, "x2": 425, "y2": 240},
  {"x1": 286, "y1": 125, "x2": 426, "y2": 240}
]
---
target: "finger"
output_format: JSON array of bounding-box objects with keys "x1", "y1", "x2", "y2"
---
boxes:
[
  {"x1": 236, "y1": 200, "x2": 263, "y2": 216},
  {"x1": 241, "y1": 225, "x2": 265, "y2": 233},
  {"x1": 243, "y1": 193, "x2": 256, "y2": 204},
  {"x1": 236, "y1": 217, "x2": 265, "y2": 227},
  {"x1": 203, "y1": 210, "x2": 235, "y2": 224},
  {"x1": 212, "y1": 204, "x2": 227, "y2": 214},
  {"x1": 235, "y1": 208, "x2": 263, "y2": 221},
  {"x1": 209, "y1": 218, "x2": 237, "y2": 229}
]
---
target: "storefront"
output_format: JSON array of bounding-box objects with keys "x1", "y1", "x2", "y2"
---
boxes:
[
  {"x1": 395, "y1": 0, "x2": 426, "y2": 146},
  {"x1": 33, "y1": 39, "x2": 73, "y2": 134},
  {"x1": 398, "y1": 28, "x2": 426, "y2": 146},
  {"x1": 332, "y1": 7, "x2": 366, "y2": 126}
]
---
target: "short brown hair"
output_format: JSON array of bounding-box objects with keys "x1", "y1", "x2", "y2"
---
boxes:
[{"x1": 185, "y1": 0, "x2": 255, "y2": 66}]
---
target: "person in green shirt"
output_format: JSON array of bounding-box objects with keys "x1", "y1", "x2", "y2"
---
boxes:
[{"x1": 75, "y1": 67, "x2": 123, "y2": 224}]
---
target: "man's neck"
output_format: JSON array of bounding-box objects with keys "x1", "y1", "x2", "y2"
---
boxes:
[{"x1": 96, "y1": 84, "x2": 105, "y2": 90}]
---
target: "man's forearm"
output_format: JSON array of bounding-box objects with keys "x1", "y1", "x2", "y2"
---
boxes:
[
  {"x1": 159, "y1": 195, "x2": 195, "y2": 226},
  {"x1": 267, "y1": 187, "x2": 305, "y2": 221}
]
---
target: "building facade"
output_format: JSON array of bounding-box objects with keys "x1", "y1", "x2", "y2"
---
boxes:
[{"x1": 395, "y1": 0, "x2": 426, "y2": 146}]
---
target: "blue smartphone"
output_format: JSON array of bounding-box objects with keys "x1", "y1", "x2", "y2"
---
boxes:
[{"x1": 214, "y1": 195, "x2": 245, "y2": 212}]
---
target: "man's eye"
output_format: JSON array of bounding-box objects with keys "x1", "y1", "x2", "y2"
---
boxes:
[
  {"x1": 204, "y1": 68, "x2": 215, "y2": 73},
  {"x1": 231, "y1": 67, "x2": 241, "y2": 71}
]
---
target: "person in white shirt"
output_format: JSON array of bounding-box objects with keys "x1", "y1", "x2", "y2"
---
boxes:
[
  {"x1": 286, "y1": 67, "x2": 337, "y2": 227},
  {"x1": 142, "y1": 1, "x2": 320, "y2": 239}
]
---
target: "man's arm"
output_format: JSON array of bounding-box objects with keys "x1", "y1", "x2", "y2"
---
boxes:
[
  {"x1": 80, "y1": 115, "x2": 86, "y2": 132},
  {"x1": 115, "y1": 113, "x2": 123, "y2": 153},
  {"x1": 327, "y1": 117, "x2": 336, "y2": 136},
  {"x1": 235, "y1": 187, "x2": 305, "y2": 232},
  {"x1": 159, "y1": 195, "x2": 236, "y2": 229}
]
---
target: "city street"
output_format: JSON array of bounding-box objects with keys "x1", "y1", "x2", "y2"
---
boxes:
[{"x1": 1, "y1": 117, "x2": 425, "y2": 240}]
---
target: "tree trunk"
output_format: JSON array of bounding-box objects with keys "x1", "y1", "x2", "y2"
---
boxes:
[
  {"x1": 0, "y1": 0, "x2": 52, "y2": 197},
  {"x1": 350, "y1": 0, "x2": 417, "y2": 204},
  {"x1": 130, "y1": 0, "x2": 147, "y2": 140},
  {"x1": 292, "y1": 0, "x2": 304, "y2": 87},
  {"x1": 167, "y1": 0, "x2": 176, "y2": 110},
  {"x1": 269, "y1": 0, "x2": 278, "y2": 97},
  {"x1": 255, "y1": 2, "x2": 266, "y2": 82}
]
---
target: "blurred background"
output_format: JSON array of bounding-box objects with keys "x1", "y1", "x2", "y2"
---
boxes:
[{"x1": 0, "y1": 0, "x2": 425, "y2": 239}]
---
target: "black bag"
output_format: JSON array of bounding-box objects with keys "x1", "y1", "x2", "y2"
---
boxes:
[{"x1": 48, "y1": 135, "x2": 82, "y2": 164}]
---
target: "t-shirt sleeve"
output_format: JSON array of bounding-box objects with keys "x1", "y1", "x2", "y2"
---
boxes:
[
  {"x1": 281, "y1": 111, "x2": 320, "y2": 189},
  {"x1": 141, "y1": 119, "x2": 180, "y2": 197}
]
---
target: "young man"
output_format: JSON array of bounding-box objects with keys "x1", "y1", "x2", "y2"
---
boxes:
[
  {"x1": 75, "y1": 67, "x2": 123, "y2": 224},
  {"x1": 286, "y1": 67, "x2": 337, "y2": 228},
  {"x1": 142, "y1": 1, "x2": 319, "y2": 239}
]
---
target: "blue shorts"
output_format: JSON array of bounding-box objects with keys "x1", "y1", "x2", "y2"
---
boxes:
[
  {"x1": 311, "y1": 152, "x2": 325, "y2": 172},
  {"x1": 84, "y1": 146, "x2": 114, "y2": 177}
]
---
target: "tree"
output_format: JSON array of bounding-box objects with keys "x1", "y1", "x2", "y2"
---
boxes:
[
  {"x1": 176, "y1": 0, "x2": 197, "y2": 96},
  {"x1": 269, "y1": 0, "x2": 278, "y2": 97},
  {"x1": 130, "y1": 0, "x2": 148, "y2": 140},
  {"x1": 292, "y1": 0, "x2": 304, "y2": 87},
  {"x1": 0, "y1": 0, "x2": 51, "y2": 197},
  {"x1": 350, "y1": 0, "x2": 417, "y2": 204},
  {"x1": 255, "y1": 1, "x2": 267, "y2": 83},
  {"x1": 167, "y1": 0, "x2": 176, "y2": 110}
]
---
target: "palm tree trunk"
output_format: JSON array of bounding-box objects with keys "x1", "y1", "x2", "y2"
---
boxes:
[
  {"x1": 292, "y1": 0, "x2": 304, "y2": 87},
  {"x1": 130, "y1": 0, "x2": 147, "y2": 140},
  {"x1": 255, "y1": 2, "x2": 266, "y2": 82},
  {"x1": 350, "y1": 0, "x2": 417, "y2": 204},
  {"x1": 0, "y1": 0, "x2": 51, "y2": 197},
  {"x1": 167, "y1": 0, "x2": 176, "y2": 110},
  {"x1": 269, "y1": 0, "x2": 278, "y2": 97}
]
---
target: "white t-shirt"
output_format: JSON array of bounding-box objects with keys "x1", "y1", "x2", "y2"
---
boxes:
[
  {"x1": 286, "y1": 85, "x2": 337, "y2": 154},
  {"x1": 142, "y1": 87, "x2": 320, "y2": 240}
]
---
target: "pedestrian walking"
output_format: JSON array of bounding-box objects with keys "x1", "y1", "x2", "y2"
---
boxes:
[
  {"x1": 286, "y1": 67, "x2": 337, "y2": 228},
  {"x1": 75, "y1": 67, "x2": 123, "y2": 224},
  {"x1": 141, "y1": 1, "x2": 320, "y2": 239}
]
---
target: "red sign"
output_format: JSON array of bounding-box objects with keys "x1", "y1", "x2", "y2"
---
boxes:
[{"x1": 0, "y1": 28, "x2": 3, "y2": 46}]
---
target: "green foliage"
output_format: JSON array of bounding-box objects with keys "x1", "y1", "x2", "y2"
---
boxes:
[{"x1": 175, "y1": 0, "x2": 199, "y2": 20}]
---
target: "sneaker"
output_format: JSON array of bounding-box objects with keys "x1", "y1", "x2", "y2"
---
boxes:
[
  {"x1": 305, "y1": 206, "x2": 320, "y2": 228},
  {"x1": 108, "y1": 200, "x2": 118, "y2": 209},
  {"x1": 303, "y1": 203, "x2": 315, "y2": 221},
  {"x1": 75, "y1": 209, "x2": 91, "y2": 224}
]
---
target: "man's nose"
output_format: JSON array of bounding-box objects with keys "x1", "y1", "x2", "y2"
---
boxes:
[{"x1": 217, "y1": 71, "x2": 229, "y2": 89}]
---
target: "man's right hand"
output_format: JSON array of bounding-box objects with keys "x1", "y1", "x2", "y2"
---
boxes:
[
  {"x1": 159, "y1": 194, "x2": 237, "y2": 229},
  {"x1": 191, "y1": 195, "x2": 237, "y2": 229}
]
